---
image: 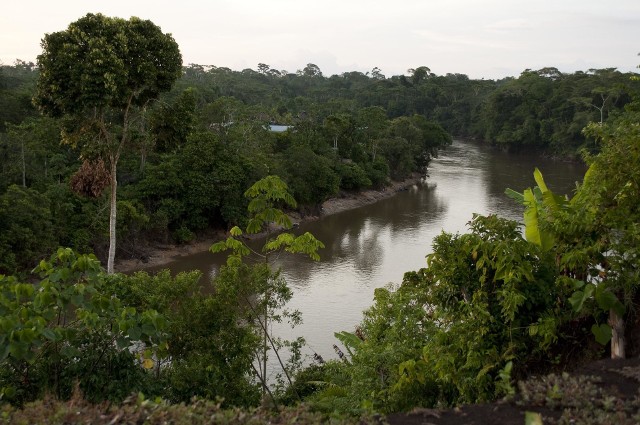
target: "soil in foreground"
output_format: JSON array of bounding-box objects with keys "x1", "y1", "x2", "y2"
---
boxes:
[{"x1": 387, "y1": 357, "x2": 640, "y2": 425}]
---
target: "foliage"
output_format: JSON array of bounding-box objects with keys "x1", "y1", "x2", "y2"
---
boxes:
[
  {"x1": 34, "y1": 14, "x2": 182, "y2": 116},
  {"x1": 506, "y1": 94, "x2": 640, "y2": 355},
  {"x1": 0, "y1": 185, "x2": 56, "y2": 275},
  {"x1": 276, "y1": 146, "x2": 340, "y2": 205},
  {"x1": 476, "y1": 68, "x2": 637, "y2": 156},
  {"x1": 1, "y1": 56, "x2": 640, "y2": 415},
  {"x1": 211, "y1": 176, "x2": 324, "y2": 402},
  {"x1": 7, "y1": 58, "x2": 637, "y2": 274},
  {"x1": 505, "y1": 167, "x2": 571, "y2": 250},
  {"x1": 0, "y1": 248, "x2": 167, "y2": 405},
  {"x1": 300, "y1": 215, "x2": 567, "y2": 414},
  {"x1": 34, "y1": 12, "x2": 182, "y2": 273},
  {"x1": 0, "y1": 393, "x2": 368, "y2": 425},
  {"x1": 396, "y1": 215, "x2": 563, "y2": 404},
  {"x1": 110, "y1": 269, "x2": 262, "y2": 406},
  {"x1": 548, "y1": 101, "x2": 640, "y2": 355}
]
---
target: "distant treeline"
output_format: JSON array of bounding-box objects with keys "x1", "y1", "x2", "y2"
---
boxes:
[{"x1": 0, "y1": 60, "x2": 637, "y2": 273}]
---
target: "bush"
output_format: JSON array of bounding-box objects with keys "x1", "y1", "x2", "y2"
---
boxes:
[
  {"x1": 303, "y1": 215, "x2": 573, "y2": 414},
  {"x1": 334, "y1": 162, "x2": 372, "y2": 191},
  {"x1": 0, "y1": 248, "x2": 167, "y2": 405}
]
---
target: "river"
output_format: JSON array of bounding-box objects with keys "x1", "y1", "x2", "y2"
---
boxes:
[{"x1": 143, "y1": 139, "x2": 586, "y2": 377}]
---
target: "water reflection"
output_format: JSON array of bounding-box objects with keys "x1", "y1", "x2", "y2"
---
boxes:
[{"x1": 141, "y1": 139, "x2": 587, "y2": 365}]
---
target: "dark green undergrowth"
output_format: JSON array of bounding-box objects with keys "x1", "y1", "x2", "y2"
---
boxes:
[
  {"x1": 0, "y1": 391, "x2": 372, "y2": 425},
  {"x1": 3, "y1": 368, "x2": 639, "y2": 425}
]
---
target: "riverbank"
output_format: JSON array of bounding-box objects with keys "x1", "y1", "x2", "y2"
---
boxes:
[{"x1": 115, "y1": 174, "x2": 424, "y2": 273}]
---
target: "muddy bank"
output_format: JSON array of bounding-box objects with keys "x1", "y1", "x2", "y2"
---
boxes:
[
  {"x1": 320, "y1": 173, "x2": 423, "y2": 216},
  {"x1": 115, "y1": 174, "x2": 424, "y2": 273}
]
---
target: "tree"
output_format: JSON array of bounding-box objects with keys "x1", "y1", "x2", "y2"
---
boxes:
[
  {"x1": 323, "y1": 113, "x2": 351, "y2": 151},
  {"x1": 507, "y1": 102, "x2": 640, "y2": 358},
  {"x1": 357, "y1": 106, "x2": 388, "y2": 161},
  {"x1": 150, "y1": 88, "x2": 197, "y2": 154},
  {"x1": 0, "y1": 185, "x2": 56, "y2": 275},
  {"x1": 370, "y1": 67, "x2": 386, "y2": 80},
  {"x1": 300, "y1": 63, "x2": 323, "y2": 78},
  {"x1": 408, "y1": 66, "x2": 432, "y2": 85},
  {"x1": 5, "y1": 117, "x2": 62, "y2": 188},
  {"x1": 34, "y1": 13, "x2": 182, "y2": 273},
  {"x1": 561, "y1": 105, "x2": 640, "y2": 358},
  {"x1": 211, "y1": 176, "x2": 324, "y2": 404},
  {"x1": 306, "y1": 215, "x2": 563, "y2": 413}
]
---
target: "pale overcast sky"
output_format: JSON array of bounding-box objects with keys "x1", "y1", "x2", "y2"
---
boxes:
[{"x1": 1, "y1": 0, "x2": 638, "y2": 79}]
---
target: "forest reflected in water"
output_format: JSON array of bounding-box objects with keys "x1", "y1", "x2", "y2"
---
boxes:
[{"x1": 143, "y1": 139, "x2": 587, "y2": 373}]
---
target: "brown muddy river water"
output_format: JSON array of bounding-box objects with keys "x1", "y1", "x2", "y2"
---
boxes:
[{"x1": 142, "y1": 139, "x2": 586, "y2": 378}]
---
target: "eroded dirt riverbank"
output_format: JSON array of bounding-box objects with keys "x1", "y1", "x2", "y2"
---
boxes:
[{"x1": 115, "y1": 174, "x2": 424, "y2": 273}]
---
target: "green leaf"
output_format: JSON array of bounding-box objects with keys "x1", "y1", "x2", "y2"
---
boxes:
[
  {"x1": 116, "y1": 336, "x2": 130, "y2": 349},
  {"x1": 246, "y1": 218, "x2": 264, "y2": 234},
  {"x1": 210, "y1": 241, "x2": 229, "y2": 254},
  {"x1": 128, "y1": 326, "x2": 142, "y2": 341},
  {"x1": 591, "y1": 323, "x2": 612, "y2": 345},
  {"x1": 334, "y1": 331, "x2": 363, "y2": 355},
  {"x1": 41, "y1": 328, "x2": 57, "y2": 341},
  {"x1": 504, "y1": 188, "x2": 524, "y2": 205},
  {"x1": 60, "y1": 344, "x2": 81, "y2": 359},
  {"x1": 568, "y1": 284, "x2": 595, "y2": 312},
  {"x1": 264, "y1": 233, "x2": 295, "y2": 253},
  {"x1": 523, "y1": 189, "x2": 542, "y2": 246},
  {"x1": 0, "y1": 344, "x2": 10, "y2": 362},
  {"x1": 594, "y1": 286, "x2": 625, "y2": 316},
  {"x1": 533, "y1": 168, "x2": 548, "y2": 194},
  {"x1": 524, "y1": 411, "x2": 543, "y2": 425}
]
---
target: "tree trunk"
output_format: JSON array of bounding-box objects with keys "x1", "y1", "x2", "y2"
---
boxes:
[
  {"x1": 609, "y1": 309, "x2": 625, "y2": 359},
  {"x1": 21, "y1": 140, "x2": 26, "y2": 187},
  {"x1": 107, "y1": 159, "x2": 117, "y2": 274}
]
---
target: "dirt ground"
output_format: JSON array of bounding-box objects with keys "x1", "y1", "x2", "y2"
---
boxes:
[{"x1": 386, "y1": 357, "x2": 640, "y2": 425}]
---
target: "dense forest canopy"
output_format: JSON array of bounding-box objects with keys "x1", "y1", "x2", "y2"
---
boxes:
[
  {"x1": 1, "y1": 58, "x2": 639, "y2": 275},
  {"x1": 1, "y1": 59, "x2": 637, "y2": 275}
]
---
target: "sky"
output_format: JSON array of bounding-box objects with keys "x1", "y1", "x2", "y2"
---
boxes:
[{"x1": 1, "y1": 0, "x2": 639, "y2": 80}]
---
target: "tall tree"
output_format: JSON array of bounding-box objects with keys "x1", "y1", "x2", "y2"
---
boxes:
[
  {"x1": 212, "y1": 176, "x2": 324, "y2": 403},
  {"x1": 34, "y1": 13, "x2": 182, "y2": 273}
]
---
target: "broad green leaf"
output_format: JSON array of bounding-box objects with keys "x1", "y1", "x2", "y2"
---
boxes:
[
  {"x1": 591, "y1": 323, "x2": 612, "y2": 345},
  {"x1": 264, "y1": 233, "x2": 295, "y2": 252},
  {"x1": 568, "y1": 284, "x2": 595, "y2": 312},
  {"x1": 41, "y1": 328, "x2": 57, "y2": 341},
  {"x1": 594, "y1": 286, "x2": 625, "y2": 316},
  {"x1": 523, "y1": 189, "x2": 542, "y2": 246},
  {"x1": 116, "y1": 336, "x2": 129, "y2": 349},
  {"x1": 504, "y1": 188, "x2": 525, "y2": 205},
  {"x1": 210, "y1": 241, "x2": 228, "y2": 254},
  {"x1": 128, "y1": 326, "x2": 142, "y2": 341},
  {"x1": 286, "y1": 232, "x2": 325, "y2": 260},
  {"x1": 533, "y1": 167, "x2": 548, "y2": 193},
  {"x1": 246, "y1": 217, "x2": 263, "y2": 234},
  {"x1": 334, "y1": 331, "x2": 362, "y2": 356}
]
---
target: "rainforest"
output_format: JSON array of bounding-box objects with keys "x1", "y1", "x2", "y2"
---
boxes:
[{"x1": 1, "y1": 13, "x2": 640, "y2": 424}]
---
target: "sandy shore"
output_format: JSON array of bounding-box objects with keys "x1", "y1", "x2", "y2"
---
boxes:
[{"x1": 116, "y1": 174, "x2": 424, "y2": 273}]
